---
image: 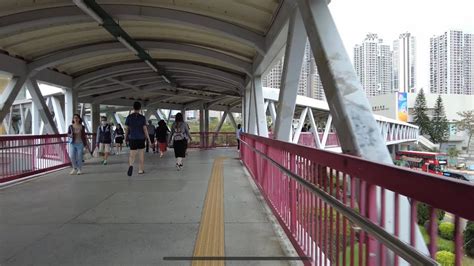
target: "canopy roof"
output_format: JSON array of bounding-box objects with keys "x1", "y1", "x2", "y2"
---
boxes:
[{"x1": 0, "y1": 0, "x2": 286, "y2": 111}]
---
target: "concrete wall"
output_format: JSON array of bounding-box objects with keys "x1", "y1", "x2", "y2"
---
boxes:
[{"x1": 367, "y1": 93, "x2": 398, "y2": 119}]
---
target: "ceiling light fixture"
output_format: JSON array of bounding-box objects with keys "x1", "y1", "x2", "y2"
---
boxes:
[{"x1": 73, "y1": 0, "x2": 104, "y2": 24}]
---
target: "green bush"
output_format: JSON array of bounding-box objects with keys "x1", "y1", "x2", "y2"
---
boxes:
[
  {"x1": 435, "y1": 251, "x2": 455, "y2": 266},
  {"x1": 417, "y1": 203, "x2": 445, "y2": 225},
  {"x1": 438, "y1": 238, "x2": 455, "y2": 253},
  {"x1": 439, "y1": 222, "x2": 455, "y2": 240},
  {"x1": 464, "y1": 221, "x2": 474, "y2": 257}
]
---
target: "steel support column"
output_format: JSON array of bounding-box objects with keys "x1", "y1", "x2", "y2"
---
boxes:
[
  {"x1": 0, "y1": 76, "x2": 29, "y2": 122},
  {"x1": 91, "y1": 103, "x2": 100, "y2": 134},
  {"x1": 252, "y1": 76, "x2": 268, "y2": 137},
  {"x1": 112, "y1": 112, "x2": 121, "y2": 125},
  {"x1": 292, "y1": 107, "x2": 308, "y2": 143},
  {"x1": 199, "y1": 107, "x2": 205, "y2": 147},
  {"x1": 166, "y1": 109, "x2": 172, "y2": 124},
  {"x1": 274, "y1": 8, "x2": 306, "y2": 141},
  {"x1": 248, "y1": 84, "x2": 257, "y2": 135},
  {"x1": 31, "y1": 101, "x2": 40, "y2": 135},
  {"x1": 269, "y1": 101, "x2": 277, "y2": 130},
  {"x1": 181, "y1": 108, "x2": 186, "y2": 121},
  {"x1": 215, "y1": 111, "x2": 228, "y2": 133},
  {"x1": 51, "y1": 96, "x2": 66, "y2": 133},
  {"x1": 64, "y1": 88, "x2": 77, "y2": 133},
  {"x1": 296, "y1": 0, "x2": 429, "y2": 262},
  {"x1": 26, "y1": 79, "x2": 59, "y2": 134},
  {"x1": 307, "y1": 108, "x2": 322, "y2": 148},
  {"x1": 19, "y1": 104, "x2": 25, "y2": 134},
  {"x1": 227, "y1": 111, "x2": 238, "y2": 130},
  {"x1": 321, "y1": 114, "x2": 332, "y2": 149},
  {"x1": 205, "y1": 109, "x2": 210, "y2": 147}
]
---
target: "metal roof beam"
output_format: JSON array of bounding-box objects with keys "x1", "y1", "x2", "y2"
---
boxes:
[
  {"x1": 74, "y1": 62, "x2": 244, "y2": 89},
  {"x1": 28, "y1": 41, "x2": 252, "y2": 76}
]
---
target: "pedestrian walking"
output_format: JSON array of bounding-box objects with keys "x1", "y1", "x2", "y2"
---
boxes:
[
  {"x1": 236, "y1": 124, "x2": 243, "y2": 150},
  {"x1": 302, "y1": 124, "x2": 309, "y2": 132},
  {"x1": 114, "y1": 124, "x2": 125, "y2": 153},
  {"x1": 169, "y1": 112, "x2": 191, "y2": 170},
  {"x1": 96, "y1": 116, "x2": 113, "y2": 165},
  {"x1": 67, "y1": 114, "x2": 89, "y2": 175},
  {"x1": 146, "y1": 120, "x2": 156, "y2": 153},
  {"x1": 124, "y1": 102, "x2": 152, "y2": 176},
  {"x1": 155, "y1": 120, "x2": 170, "y2": 158}
]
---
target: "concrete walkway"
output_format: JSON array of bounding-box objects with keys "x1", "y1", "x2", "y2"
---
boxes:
[{"x1": 0, "y1": 149, "x2": 288, "y2": 265}]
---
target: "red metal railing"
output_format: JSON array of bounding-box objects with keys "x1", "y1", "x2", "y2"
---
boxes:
[
  {"x1": 240, "y1": 133, "x2": 474, "y2": 266},
  {"x1": 298, "y1": 132, "x2": 340, "y2": 148},
  {"x1": 0, "y1": 134, "x2": 71, "y2": 183}
]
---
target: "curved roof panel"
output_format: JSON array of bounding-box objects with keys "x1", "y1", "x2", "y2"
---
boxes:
[{"x1": 0, "y1": 0, "x2": 285, "y2": 111}]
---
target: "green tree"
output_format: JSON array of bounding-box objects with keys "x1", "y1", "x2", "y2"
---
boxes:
[
  {"x1": 447, "y1": 147, "x2": 460, "y2": 166},
  {"x1": 412, "y1": 88, "x2": 431, "y2": 135},
  {"x1": 455, "y1": 110, "x2": 474, "y2": 149},
  {"x1": 430, "y1": 95, "x2": 449, "y2": 144}
]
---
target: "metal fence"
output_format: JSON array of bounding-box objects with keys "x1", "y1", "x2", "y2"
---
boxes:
[
  {"x1": 240, "y1": 133, "x2": 474, "y2": 266},
  {"x1": 0, "y1": 134, "x2": 70, "y2": 183}
]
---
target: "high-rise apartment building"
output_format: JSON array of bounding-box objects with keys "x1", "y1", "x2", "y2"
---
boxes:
[
  {"x1": 354, "y1": 33, "x2": 393, "y2": 97},
  {"x1": 262, "y1": 58, "x2": 284, "y2": 89},
  {"x1": 262, "y1": 40, "x2": 326, "y2": 100},
  {"x1": 464, "y1": 34, "x2": 474, "y2": 95},
  {"x1": 430, "y1": 30, "x2": 474, "y2": 95},
  {"x1": 393, "y1": 32, "x2": 416, "y2": 93}
]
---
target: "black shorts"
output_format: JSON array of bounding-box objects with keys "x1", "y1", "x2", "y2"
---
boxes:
[
  {"x1": 129, "y1": 139, "x2": 145, "y2": 150},
  {"x1": 115, "y1": 137, "x2": 124, "y2": 144}
]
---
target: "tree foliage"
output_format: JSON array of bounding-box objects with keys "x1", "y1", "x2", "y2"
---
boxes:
[
  {"x1": 465, "y1": 221, "x2": 474, "y2": 257},
  {"x1": 412, "y1": 88, "x2": 431, "y2": 135},
  {"x1": 455, "y1": 110, "x2": 474, "y2": 149},
  {"x1": 429, "y1": 95, "x2": 449, "y2": 144}
]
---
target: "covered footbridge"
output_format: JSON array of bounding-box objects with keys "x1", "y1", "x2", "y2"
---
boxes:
[{"x1": 1, "y1": 1, "x2": 473, "y2": 265}]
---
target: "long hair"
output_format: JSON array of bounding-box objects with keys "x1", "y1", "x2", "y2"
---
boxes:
[
  {"x1": 72, "y1": 114, "x2": 82, "y2": 124},
  {"x1": 175, "y1": 112, "x2": 183, "y2": 123}
]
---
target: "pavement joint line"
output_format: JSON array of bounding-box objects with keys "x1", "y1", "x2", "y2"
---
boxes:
[{"x1": 192, "y1": 157, "x2": 226, "y2": 266}]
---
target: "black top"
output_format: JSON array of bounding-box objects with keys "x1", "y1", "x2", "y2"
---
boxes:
[
  {"x1": 115, "y1": 128, "x2": 124, "y2": 138},
  {"x1": 155, "y1": 125, "x2": 170, "y2": 142}
]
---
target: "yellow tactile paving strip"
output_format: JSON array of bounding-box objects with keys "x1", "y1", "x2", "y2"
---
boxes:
[{"x1": 192, "y1": 157, "x2": 226, "y2": 266}]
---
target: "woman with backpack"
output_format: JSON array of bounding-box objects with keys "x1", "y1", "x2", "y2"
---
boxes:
[
  {"x1": 67, "y1": 114, "x2": 89, "y2": 175},
  {"x1": 114, "y1": 124, "x2": 125, "y2": 154},
  {"x1": 155, "y1": 120, "x2": 170, "y2": 158},
  {"x1": 169, "y1": 113, "x2": 191, "y2": 170}
]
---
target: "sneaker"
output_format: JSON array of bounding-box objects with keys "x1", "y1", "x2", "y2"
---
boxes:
[
  {"x1": 138, "y1": 170, "x2": 144, "y2": 174},
  {"x1": 70, "y1": 169, "x2": 77, "y2": 175},
  {"x1": 127, "y1": 165, "x2": 133, "y2": 176},
  {"x1": 103, "y1": 160, "x2": 107, "y2": 165},
  {"x1": 77, "y1": 169, "x2": 82, "y2": 175}
]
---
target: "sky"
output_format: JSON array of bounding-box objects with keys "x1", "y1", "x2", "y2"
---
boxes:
[{"x1": 328, "y1": 0, "x2": 474, "y2": 91}]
